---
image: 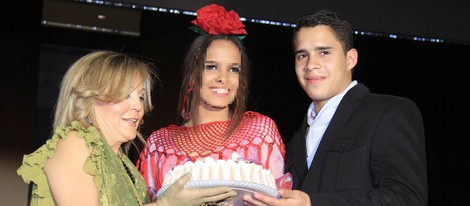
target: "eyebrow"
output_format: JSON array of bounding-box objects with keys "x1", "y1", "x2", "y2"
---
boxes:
[
  {"x1": 294, "y1": 49, "x2": 307, "y2": 55},
  {"x1": 294, "y1": 46, "x2": 333, "y2": 55},
  {"x1": 204, "y1": 61, "x2": 241, "y2": 67},
  {"x1": 316, "y1": 46, "x2": 333, "y2": 51}
]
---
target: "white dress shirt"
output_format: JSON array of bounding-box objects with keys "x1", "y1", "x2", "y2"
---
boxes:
[{"x1": 306, "y1": 80, "x2": 357, "y2": 169}]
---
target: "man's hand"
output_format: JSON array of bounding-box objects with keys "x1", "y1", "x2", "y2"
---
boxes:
[{"x1": 243, "y1": 189, "x2": 310, "y2": 206}]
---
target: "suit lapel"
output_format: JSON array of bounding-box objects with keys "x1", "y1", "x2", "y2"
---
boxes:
[
  {"x1": 303, "y1": 83, "x2": 368, "y2": 188},
  {"x1": 291, "y1": 115, "x2": 308, "y2": 187}
]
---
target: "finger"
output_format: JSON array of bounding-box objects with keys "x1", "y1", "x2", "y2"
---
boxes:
[
  {"x1": 242, "y1": 194, "x2": 269, "y2": 206},
  {"x1": 190, "y1": 186, "x2": 236, "y2": 200},
  {"x1": 182, "y1": 187, "x2": 236, "y2": 206},
  {"x1": 277, "y1": 189, "x2": 311, "y2": 206},
  {"x1": 168, "y1": 173, "x2": 191, "y2": 192},
  {"x1": 278, "y1": 188, "x2": 288, "y2": 198},
  {"x1": 176, "y1": 172, "x2": 191, "y2": 184},
  {"x1": 193, "y1": 186, "x2": 233, "y2": 196},
  {"x1": 254, "y1": 192, "x2": 280, "y2": 205},
  {"x1": 279, "y1": 189, "x2": 300, "y2": 199},
  {"x1": 199, "y1": 189, "x2": 237, "y2": 203}
]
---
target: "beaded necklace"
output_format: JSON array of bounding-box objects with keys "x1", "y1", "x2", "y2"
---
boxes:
[{"x1": 119, "y1": 152, "x2": 143, "y2": 205}]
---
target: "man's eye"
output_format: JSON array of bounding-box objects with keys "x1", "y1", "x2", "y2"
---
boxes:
[{"x1": 296, "y1": 53, "x2": 307, "y2": 59}]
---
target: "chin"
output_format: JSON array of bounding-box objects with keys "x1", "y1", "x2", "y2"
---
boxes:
[{"x1": 126, "y1": 133, "x2": 138, "y2": 140}]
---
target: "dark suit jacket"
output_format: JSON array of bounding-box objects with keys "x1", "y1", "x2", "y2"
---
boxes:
[{"x1": 285, "y1": 83, "x2": 427, "y2": 206}]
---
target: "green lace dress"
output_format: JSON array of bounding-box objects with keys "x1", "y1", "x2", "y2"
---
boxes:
[{"x1": 17, "y1": 121, "x2": 150, "y2": 206}]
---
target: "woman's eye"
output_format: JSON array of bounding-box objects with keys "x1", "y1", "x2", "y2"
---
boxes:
[
  {"x1": 139, "y1": 96, "x2": 145, "y2": 101},
  {"x1": 230, "y1": 66, "x2": 241, "y2": 73},
  {"x1": 205, "y1": 64, "x2": 217, "y2": 70}
]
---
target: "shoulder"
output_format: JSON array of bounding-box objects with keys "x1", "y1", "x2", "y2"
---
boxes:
[
  {"x1": 47, "y1": 121, "x2": 105, "y2": 172},
  {"x1": 147, "y1": 124, "x2": 179, "y2": 141},
  {"x1": 238, "y1": 111, "x2": 284, "y2": 145},
  {"x1": 47, "y1": 122, "x2": 95, "y2": 163},
  {"x1": 242, "y1": 111, "x2": 280, "y2": 130},
  {"x1": 47, "y1": 126, "x2": 91, "y2": 168},
  {"x1": 349, "y1": 83, "x2": 419, "y2": 110},
  {"x1": 243, "y1": 111, "x2": 274, "y2": 121},
  {"x1": 347, "y1": 91, "x2": 423, "y2": 124},
  {"x1": 43, "y1": 125, "x2": 93, "y2": 183},
  {"x1": 57, "y1": 130, "x2": 88, "y2": 152},
  {"x1": 366, "y1": 93, "x2": 420, "y2": 111},
  {"x1": 144, "y1": 124, "x2": 180, "y2": 152}
]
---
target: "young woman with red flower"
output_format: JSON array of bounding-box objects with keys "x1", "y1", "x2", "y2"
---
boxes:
[{"x1": 137, "y1": 4, "x2": 291, "y2": 205}]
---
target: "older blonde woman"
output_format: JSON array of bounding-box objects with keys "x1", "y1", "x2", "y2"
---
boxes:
[{"x1": 17, "y1": 50, "x2": 235, "y2": 206}]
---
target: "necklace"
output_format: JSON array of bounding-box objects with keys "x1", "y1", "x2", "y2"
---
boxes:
[
  {"x1": 119, "y1": 152, "x2": 143, "y2": 205},
  {"x1": 121, "y1": 159, "x2": 135, "y2": 185}
]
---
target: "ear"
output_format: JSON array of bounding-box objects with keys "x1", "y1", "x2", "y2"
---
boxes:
[{"x1": 346, "y1": 48, "x2": 358, "y2": 71}]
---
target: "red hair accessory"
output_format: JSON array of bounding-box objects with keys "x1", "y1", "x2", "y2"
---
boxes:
[{"x1": 190, "y1": 4, "x2": 247, "y2": 39}]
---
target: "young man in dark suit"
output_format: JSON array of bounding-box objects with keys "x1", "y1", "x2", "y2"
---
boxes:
[{"x1": 244, "y1": 10, "x2": 427, "y2": 206}]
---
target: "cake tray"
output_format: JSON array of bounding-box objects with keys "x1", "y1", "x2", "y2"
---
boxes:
[{"x1": 157, "y1": 180, "x2": 279, "y2": 205}]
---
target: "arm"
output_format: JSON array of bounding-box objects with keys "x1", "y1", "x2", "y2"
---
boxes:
[
  {"x1": 137, "y1": 138, "x2": 159, "y2": 201},
  {"x1": 44, "y1": 131, "x2": 100, "y2": 206},
  {"x1": 259, "y1": 115, "x2": 287, "y2": 179},
  {"x1": 367, "y1": 99, "x2": 427, "y2": 205},
  {"x1": 256, "y1": 115, "x2": 293, "y2": 190}
]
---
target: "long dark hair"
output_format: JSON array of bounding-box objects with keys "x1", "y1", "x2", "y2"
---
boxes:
[{"x1": 179, "y1": 34, "x2": 250, "y2": 136}]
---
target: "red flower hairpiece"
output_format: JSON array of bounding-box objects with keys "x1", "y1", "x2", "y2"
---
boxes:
[{"x1": 190, "y1": 4, "x2": 247, "y2": 39}]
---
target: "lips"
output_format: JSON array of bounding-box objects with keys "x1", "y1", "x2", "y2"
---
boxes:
[
  {"x1": 305, "y1": 75, "x2": 324, "y2": 84},
  {"x1": 210, "y1": 88, "x2": 229, "y2": 94},
  {"x1": 123, "y1": 118, "x2": 139, "y2": 127}
]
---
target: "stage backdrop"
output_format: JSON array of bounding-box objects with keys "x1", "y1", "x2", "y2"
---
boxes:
[{"x1": 32, "y1": 9, "x2": 469, "y2": 206}]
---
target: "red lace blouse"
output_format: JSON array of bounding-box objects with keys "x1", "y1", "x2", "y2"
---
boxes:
[{"x1": 137, "y1": 111, "x2": 286, "y2": 201}]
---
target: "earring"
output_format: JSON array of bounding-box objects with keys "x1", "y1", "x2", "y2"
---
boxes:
[
  {"x1": 87, "y1": 116, "x2": 93, "y2": 125},
  {"x1": 181, "y1": 81, "x2": 194, "y2": 120},
  {"x1": 139, "y1": 119, "x2": 144, "y2": 126}
]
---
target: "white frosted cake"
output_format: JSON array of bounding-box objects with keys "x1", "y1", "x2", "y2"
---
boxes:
[{"x1": 161, "y1": 153, "x2": 277, "y2": 190}]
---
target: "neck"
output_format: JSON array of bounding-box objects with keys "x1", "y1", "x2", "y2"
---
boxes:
[
  {"x1": 195, "y1": 105, "x2": 231, "y2": 125},
  {"x1": 101, "y1": 133, "x2": 122, "y2": 155}
]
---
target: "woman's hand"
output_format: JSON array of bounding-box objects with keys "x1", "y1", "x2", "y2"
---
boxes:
[{"x1": 155, "y1": 173, "x2": 237, "y2": 206}]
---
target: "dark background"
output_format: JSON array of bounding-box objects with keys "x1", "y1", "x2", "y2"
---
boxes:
[
  {"x1": 111, "y1": 0, "x2": 470, "y2": 45},
  {"x1": 3, "y1": 1, "x2": 469, "y2": 205}
]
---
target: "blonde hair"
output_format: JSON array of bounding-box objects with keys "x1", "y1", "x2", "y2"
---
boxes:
[{"x1": 53, "y1": 50, "x2": 157, "y2": 153}]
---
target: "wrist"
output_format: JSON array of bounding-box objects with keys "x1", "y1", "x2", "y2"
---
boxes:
[{"x1": 155, "y1": 198, "x2": 167, "y2": 206}]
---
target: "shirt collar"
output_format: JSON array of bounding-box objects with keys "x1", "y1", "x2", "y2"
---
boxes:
[{"x1": 307, "y1": 80, "x2": 358, "y2": 125}]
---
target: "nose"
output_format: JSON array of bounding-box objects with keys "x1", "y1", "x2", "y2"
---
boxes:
[
  {"x1": 133, "y1": 103, "x2": 142, "y2": 113},
  {"x1": 130, "y1": 96, "x2": 143, "y2": 113},
  {"x1": 215, "y1": 68, "x2": 227, "y2": 84},
  {"x1": 215, "y1": 77, "x2": 225, "y2": 84},
  {"x1": 305, "y1": 57, "x2": 319, "y2": 71}
]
